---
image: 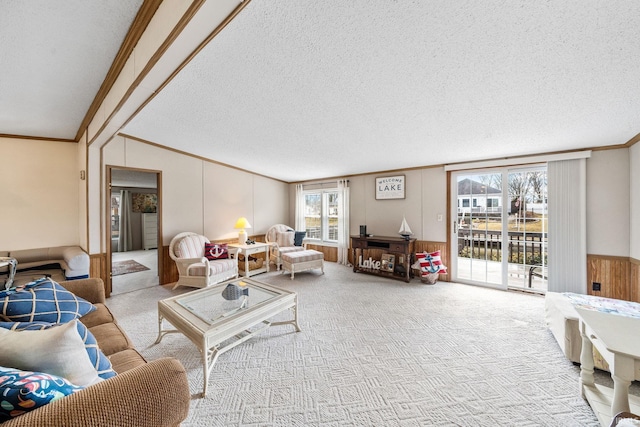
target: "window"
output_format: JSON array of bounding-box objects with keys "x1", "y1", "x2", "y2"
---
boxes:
[
  {"x1": 462, "y1": 198, "x2": 470, "y2": 208},
  {"x1": 487, "y1": 197, "x2": 499, "y2": 208},
  {"x1": 303, "y1": 189, "x2": 338, "y2": 243}
]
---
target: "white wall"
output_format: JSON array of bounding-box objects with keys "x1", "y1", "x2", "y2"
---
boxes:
[
  {"x1": 0, "y1": 137, "x2": 79, "y2": 250},
  {"x1": 586, "y1": 149, "x2": 630, "y2": 257},
  {"x1": 98, "y1": 136, "x2": 289, "y2": 251},
  {"x1": 305, "y1": 167, "x2": 448, "y2": 243},
  {"x1": 631, "y1": 143, "x2": 640, "y2": 260},
  {"x1": 2, "y1": 134, "x2": 635, "y2": 261},
  {"x1": 296, "y1": 149, "x2": 635, "y2": 255}
]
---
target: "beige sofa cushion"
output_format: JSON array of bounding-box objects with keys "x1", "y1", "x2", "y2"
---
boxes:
[
  {"x1": 80, "y1": 303, "x2": 115, "y2": 328},
  {"x1": 108, "y1": 349, "x2": 147, "y2": 374},
  {"x1": 89, "y1": 323, "x2": 134, "y2": 356}
]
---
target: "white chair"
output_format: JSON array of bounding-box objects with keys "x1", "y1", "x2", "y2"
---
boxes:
[
  {"x1": 169, "y1": 232, "x2": 238, "y2": 290},
  {"x1": 265, "y1": 224, "x2": 306, "y2": 270}
]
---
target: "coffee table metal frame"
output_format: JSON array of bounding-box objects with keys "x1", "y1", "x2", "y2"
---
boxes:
[{"x1": 155, "y1": 277, "x2": 300, "y2": 397}]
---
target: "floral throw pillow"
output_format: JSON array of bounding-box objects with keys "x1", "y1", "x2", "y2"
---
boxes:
[{"x1": 0, "y1": 366, "x2": 84, "y2": 422}]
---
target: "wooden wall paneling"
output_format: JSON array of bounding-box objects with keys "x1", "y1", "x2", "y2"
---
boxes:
[
  {"x1": 306, "y1": 244, "x2": 337, "y2": 263},
  {"x1": 89, "y1": 253, "x2": 106, "y2": 282},
  {"x1": 161, "y1": 245, "x2": 178, "y2": 285},
  {"x1": 631, "y1": 258, "x2": 640, "y2": 303},
  {"x1": 586, "y1": 254, "x2": 630, "y2": 300}
]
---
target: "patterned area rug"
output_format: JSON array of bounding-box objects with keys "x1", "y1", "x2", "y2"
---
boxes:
[
  {"x1": 106, "y1": 263, "x2": 634, "y2": 427},
  {"x1": 111, "y1": 259, "x2": 150, "y2": 276}
]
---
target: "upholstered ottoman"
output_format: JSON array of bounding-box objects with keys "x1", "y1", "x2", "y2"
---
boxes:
[{"x1": 281, "y1": 250, "x2": 324, "y2": 280}]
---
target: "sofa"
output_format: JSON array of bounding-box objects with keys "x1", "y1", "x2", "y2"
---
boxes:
[
  {"x1": 1, "y1": 278, "x2": 190, "y2": 427},
  {"x1": 0, "y1": 246, "x2": 90, "y2": 284}
]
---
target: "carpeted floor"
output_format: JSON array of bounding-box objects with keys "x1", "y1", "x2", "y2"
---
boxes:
[
  {"x1": 111, "y1": 259, "x2": 150, "y2": 276},
  {"x1": 106, "y1": 262, "x2": 629, "y2": 426}
]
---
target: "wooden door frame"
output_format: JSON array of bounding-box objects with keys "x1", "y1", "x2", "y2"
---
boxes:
[{"x1": 105, "y1": 165, "x2": 163, "y2": 297}]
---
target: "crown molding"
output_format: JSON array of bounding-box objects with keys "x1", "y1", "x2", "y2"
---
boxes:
[
  {"x1": 74, "y1": 0, "x2": 163, "y2": 142},
  {"x1": 0, "y1": 133, "x2": 75, "y2": 143}
]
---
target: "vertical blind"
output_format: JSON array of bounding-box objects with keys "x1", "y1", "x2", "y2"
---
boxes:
[{"x1": 547, "y1": 158, "x2": 587, "y2": 293}]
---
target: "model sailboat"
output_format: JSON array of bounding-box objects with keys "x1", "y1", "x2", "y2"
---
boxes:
[{"x1": 399, "y1": 216, "x2": 413, "y2": 240}]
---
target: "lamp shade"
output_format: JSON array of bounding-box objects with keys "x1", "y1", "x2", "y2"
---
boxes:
[
  {"x1": 234, "y1": 217, "x2": 252, "y2": 230},
  {"x1": 234, "y1": 217, "x2": 252, "y2": 244}
]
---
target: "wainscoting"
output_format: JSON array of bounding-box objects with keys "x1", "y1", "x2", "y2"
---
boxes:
[
  {"x1": 587, "y1": 254, "x2": 640, "y2": 302},
  {"x1": 97, "y1": 238, "x2": 450, "y2": 286},
  {"x1": 89, "y1": 243, "x2": 639, "y2": 303},
  {"x1": 89, "y1": 253, "x2": 107, "y2": 282},
  {"x1": 414, "y1": 241, "x2": 449, "y2": 282}
]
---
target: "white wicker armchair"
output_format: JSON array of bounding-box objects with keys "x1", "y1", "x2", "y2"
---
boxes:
[
  {"x1": 169, "y1": 232, "x2": 238, "y2": 289},
  {"x1": 265, "y1": 224, "x2": 306, "y2": 271}
]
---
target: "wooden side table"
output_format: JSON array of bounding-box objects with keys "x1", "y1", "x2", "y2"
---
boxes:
[
  {"x1": 228, "y1": 242, "x2": 271, "y2": 277},
  {"x1": 351, "y1": 235, "x2": 416, "y2": 283}
]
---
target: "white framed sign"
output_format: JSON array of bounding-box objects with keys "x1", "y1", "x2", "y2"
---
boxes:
[{"x1": 375, "y1": 175, "x2": 405, "y2": 200}]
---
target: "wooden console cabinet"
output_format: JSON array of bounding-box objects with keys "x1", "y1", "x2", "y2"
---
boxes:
[{"x1": 351, "y1": 235, "x2": 416, "y2": 283}]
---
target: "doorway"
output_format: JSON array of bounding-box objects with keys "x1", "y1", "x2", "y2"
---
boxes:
[
  {"x1": 107, "y1": 167, "x2": 162, "y2": 296},
  {"x1": 451, "y1": 166, "x2": 548, "y2": 293}
]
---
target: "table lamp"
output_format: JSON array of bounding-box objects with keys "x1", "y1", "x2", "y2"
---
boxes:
[{"x1": 234, "y1": 217, "x2": 252, "y2": 244}]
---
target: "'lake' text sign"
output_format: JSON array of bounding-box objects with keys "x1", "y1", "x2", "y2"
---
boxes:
[{"x1": 375, "y1": 175, "x2": 405, "y2": 200}]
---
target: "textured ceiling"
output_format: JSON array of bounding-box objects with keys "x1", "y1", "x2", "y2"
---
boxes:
[
  {"x1": 121, "y1": 0, "x2": 640, "y2": 181},
  {"x1": 3, "y1": 1, "x2": 640, "y2": 182},
  {"x1": 0, "y1": 0, "x2": 143, "y2": 139}
]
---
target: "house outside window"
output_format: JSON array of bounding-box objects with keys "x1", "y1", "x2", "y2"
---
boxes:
[{"x1": 303, "y1": 190, "x2": 338, "y2": 243}]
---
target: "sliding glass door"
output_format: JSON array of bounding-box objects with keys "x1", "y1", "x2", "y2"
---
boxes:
[
  {"x1": 451, "y1": 166, "x2": 548, "y2": 292},
  {"x1": 453, "y1": 172, "x2": 505, "y2": 288},
  {"x1": 506, "y1": 167, "x2": 548, "y2": 291}
]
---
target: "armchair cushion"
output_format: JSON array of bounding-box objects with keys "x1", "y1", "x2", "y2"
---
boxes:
[
  {"x1": 279, "y1": 246, "x2": 306, "y2": 256},
  {"x1": 175, "y1": 234, "x2": 207, "y2": 258},
  {"x1": 0, "y1": 278, "x2": 96, "y2": 323},
  {"x1": 204, "y1": 243, "x2": 228, "y2": 260},
  {"x1": 275, "y1": 231, "x2": 295, "y2": 248},
  {"x1": 187, "y1": 259, "x2": 237, "y2": 277}
]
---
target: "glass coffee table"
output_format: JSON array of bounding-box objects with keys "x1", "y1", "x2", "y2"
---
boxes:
[{"x1": 155, "y1": 277, "x2": 300, "y2": 397}]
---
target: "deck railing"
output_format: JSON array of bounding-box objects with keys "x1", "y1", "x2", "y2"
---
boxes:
[{"x1": 457, "y1": 229, "x2": 547, "y2": 265}]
